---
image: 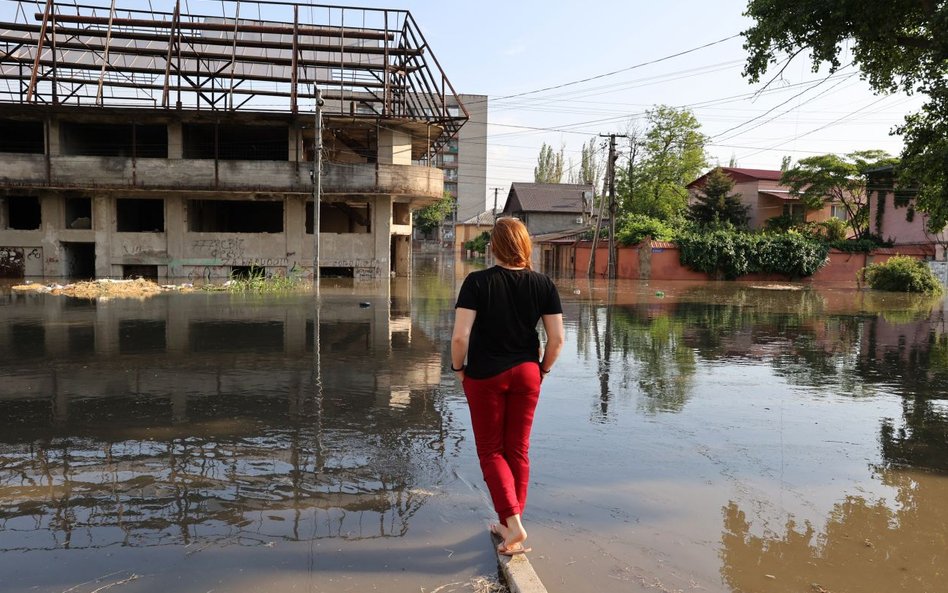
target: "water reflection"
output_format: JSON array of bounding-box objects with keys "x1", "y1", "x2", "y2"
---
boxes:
[
  {"x1": 0, "y1": 282, "x2": 456, "y2": 551},
  {"x1": 721, "y1": 468, "x2": 948, "y2": 593}
]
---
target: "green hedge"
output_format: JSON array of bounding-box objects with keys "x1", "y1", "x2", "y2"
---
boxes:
[
  {"x1": 863, "y1": 256, "x2": 943, "y2": 294},
  {"x1": 676, "y1": 230, "x2": 829, "y2": 279}
]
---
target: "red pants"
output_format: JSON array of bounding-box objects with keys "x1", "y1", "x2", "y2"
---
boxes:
[{"x1": 462, "y1": 362, "x2": 541, "y2": 522}]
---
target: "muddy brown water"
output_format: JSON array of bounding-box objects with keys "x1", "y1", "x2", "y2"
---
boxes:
[{"x1": 1, "y1": 257, "x2": 946, "y2": 593}]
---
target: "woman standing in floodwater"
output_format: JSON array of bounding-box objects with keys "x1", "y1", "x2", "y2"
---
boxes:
[{"x1": 450, "y1": 217, "x2": 565, "y2": 556}]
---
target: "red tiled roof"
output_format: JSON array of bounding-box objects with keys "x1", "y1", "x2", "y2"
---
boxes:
[{"x1": 688, "y1": 167, "x2": 784, "y2": 188}]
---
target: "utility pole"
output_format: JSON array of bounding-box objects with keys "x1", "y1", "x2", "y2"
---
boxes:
[
  {"x1": 489, "y1": 186, "x2": 505, "y2": 222},
  {"x1": 604, "y1": 134, "x2": 619, "y2": 279},
  {"x1": 312, "y1": 88, "x2": 324, "y2": 288}
]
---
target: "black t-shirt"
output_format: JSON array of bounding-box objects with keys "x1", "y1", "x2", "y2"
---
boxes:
[{"x1": 455, "y1": 266, "x2": 563, "y2": 379}]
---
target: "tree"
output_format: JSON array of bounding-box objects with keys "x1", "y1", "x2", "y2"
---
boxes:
[
  {"x1": 741, "y1": 0, "x2": 948, "y2": 228},
  {"x1": 897, "y1": 88, "x2": 948, "y2": 232},
  {"x1": 413, "y1": 193, "x2": 454, "y2": 236},
  {"x1": 616, "y1": 105, "x2": 707, "y2": 220},
  {"x1": 579, "y1": 136, "x2": 604, "y2": 190},
  {"x1": 534, "y1": 142, "x2": 564, "y2": 183},
  {"x1": 688, "y1": 167, "x2": 749, "y2": 227},
  {"x1": 781, "y1": 151, "x2": 897, "y2": 237}
]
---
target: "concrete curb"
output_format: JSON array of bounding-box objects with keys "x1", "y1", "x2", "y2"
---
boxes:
[{"x1": 491, "y1": 532, "x2": 549, "y2": 593}]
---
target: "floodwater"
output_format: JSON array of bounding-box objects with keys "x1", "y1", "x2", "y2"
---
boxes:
[{"x1": 1, "y1": 256, "x2": 946, "y2": 593}]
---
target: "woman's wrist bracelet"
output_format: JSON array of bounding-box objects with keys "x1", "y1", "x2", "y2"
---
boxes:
[
  {"x1": 451, "y1": 364, "x2": 465, "y2": 372},
  {"x1": 540, "y1": 366, "x2": 551, "y2": 374}
]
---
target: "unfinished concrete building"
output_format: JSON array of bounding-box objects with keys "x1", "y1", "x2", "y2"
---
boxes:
[{"x1": 0, "y1": 0, "x2": 466, "y2": 279}]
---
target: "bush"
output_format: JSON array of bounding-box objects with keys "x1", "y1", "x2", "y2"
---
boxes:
[
  {"x1": 676, "y1": 229, "x2": 829, "y2": 279},
  {"x1": 818, "y1": 218, "x2": 849, "y2": 242},
  {"x1": 863, "y1": 256, "x2": 943, "y2": 294},
  {"x1": 616, "y1": 214, "x2": 676, "y2": 246},
  {"x1": 464, "y1": 231, "x2": 490, "y2": 254}
]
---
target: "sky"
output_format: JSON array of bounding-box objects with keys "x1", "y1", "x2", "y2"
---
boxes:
[
  {"x1": 398, "y1": 0, "x2": 925, "y2": 211},
  {"x1": 1, "y1": 0, "x2": 926, "y2": 214}
]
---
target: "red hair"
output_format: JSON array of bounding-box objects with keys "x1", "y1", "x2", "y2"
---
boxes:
[{"x1": 491, "y1": 218, "x2": 532, "y2": 269}]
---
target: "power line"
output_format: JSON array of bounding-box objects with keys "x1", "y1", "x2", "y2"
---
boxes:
[{"x1": 464, "y1": 34, "x2": 741, "y2": 106}]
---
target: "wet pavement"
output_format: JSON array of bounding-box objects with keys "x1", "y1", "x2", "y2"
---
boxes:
[{"x1": 1, "y1": 256, "x2": 946, "y2": 593}]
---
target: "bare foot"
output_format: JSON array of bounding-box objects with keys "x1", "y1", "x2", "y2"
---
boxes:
[
  {"x1": 489, "y1": 523, "x2": 509, "y2": 540},
  {"x1": 497, "y1": 514, "x2": 528, "y2": 554}
]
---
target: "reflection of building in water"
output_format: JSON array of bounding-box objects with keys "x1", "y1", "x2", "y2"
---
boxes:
[
  {"x1": 0, "y1": 285, "x2": 450, "y2": 550},
  {"x1": 721, "y1": 468, "x2": 948, "y2": 593}
]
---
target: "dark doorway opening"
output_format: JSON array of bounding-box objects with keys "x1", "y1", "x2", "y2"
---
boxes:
[
  {"x1": 62, "y1": 242, "x2": 95, "y2": 279},
  {"x1": 65, "y1": 197, "x2": 92, "y2": 229},
  {"x1": 0, "y1": 120, "x2": 44, "y2": 153},
  {"x1": 123, "y1": 265, "x2": 158, "y2": 280},
  {"x1": 187, "y1": 199, "x2": 283, "y2": 233},
  {"x1": 117, "y1": 198, "x2": 165, "y2": 232},
  {"x1": 7, "y1": 196, "x2": 41, "y2": 230},
  {"x1": 320, "y1": 266, "x2": 354, "y2": 278}
]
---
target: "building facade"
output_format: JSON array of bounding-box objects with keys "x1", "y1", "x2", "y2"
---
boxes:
[
  {"x1": 434, "y1": 94, "x2": 487, "y2": 244},
  {"x1": 0, "y1": 2, "x2": 466, "y2": 280}
]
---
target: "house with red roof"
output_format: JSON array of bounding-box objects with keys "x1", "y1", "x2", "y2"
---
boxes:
[{"x1": 687, "y1": 167, "x2": 845, "y2": 230}]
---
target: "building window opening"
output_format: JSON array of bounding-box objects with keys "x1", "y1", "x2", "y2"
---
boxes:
[
  {"x1": 60, "y1": 122, "x2": 167, "y2": 157},
  {"x1": 117, "y1": 198, "x2": 165, "y2": 232},
  {"x1": 187, "y1": 200, "x2": 283, "y2": 233},
  {"x1": 230, "y1": 266, "x2": 255, "y2": 279},
  {"x1": 65, "y1": 197, "x2": 92, "y2": 229},
  {"x1": 320, "y1": 266, "x2": 354, "y2": 278},
  {"x1": 319, "y1": 201, "x2": 370, "y2": 234},
  {"x1": 61, "y1": 242, "x2": 95, "y2": 279},
  {"x1": 7, "y1": 196, "x2": 41, "y2": 230},
  {"x1": 0, "y1": 120, "x2": 44, "y2": 153},
  {"x1": 393, "y1": 203, "x2": 410, "y2": 225},
  {"x1": 182, "y1": 123, "x2": 288, "y2": 161},
  {"x1": 123, "y1": 265, "x2": 158, "y2": 280}
]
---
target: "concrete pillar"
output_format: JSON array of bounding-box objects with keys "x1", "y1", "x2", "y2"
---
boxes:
[
  {"x1": 41, "y1": 193, "x2": 62, "y2": 276},
  {"x1": 0, "y1": 198, "x2": 7, "y2": 229},
  {"x1": 168, "y1": 122, "x2": 183, "y2": 159},
  {"x1": 374, "y1": 197, "x2": 392, "y2": 277},
  {"x1": 46, "y1": 117, "x2": 60, "y2": 156},
  {"x1": 166, "y1": 195, "x2": 186, "y2": 277},
  {"x1": 393, "y1": 235, "x2": 410, "y2": 277},
  {"x1": 285, "y1": 194, "x2": 305, "y2": 274},
  {"x1": 377, "y1": 128, "x2": 412, "y2": 165},
  {"x1": 288, "y1": 126, "x2": 300, "y2": 162},
  {"x1": 93, "y1": 194, "x2": 111, "y2": 278}
]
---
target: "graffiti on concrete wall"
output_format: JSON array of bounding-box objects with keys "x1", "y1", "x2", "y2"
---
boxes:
[
  {"x1": 0, "y1": 247, "x2": 24, "y2": 277},
  {"x1": 191, "y1": 238, "x2": 245, "y2": 260}
]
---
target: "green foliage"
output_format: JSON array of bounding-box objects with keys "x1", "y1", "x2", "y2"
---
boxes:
[
  {"x1": 828, "y1": 238, "x2": 881, "y2": 253},
  {"x1": 226, "y1": 266, "x2": 304, "y2": 293},
  {"x1": 568, "y1": 136, "x2": 603, "y2": 190},
  {"x1": 863, "y1": 256, "x2": 944, "y2": 294},
  {"x1": 464, "y1": 231, "x2": 490, "y2": 254},
  {"x1": 676, "y1": 229, "x2": 829, "y2": 279},
  {"x1": 896, "y1": 86, "x2": 948, "y2": 232},
  {"x1": 616, "y1": 214, "x2": 677, "y2": 246},
  {"x1": 534, "y1": 142, "x2": 565, "y2": 183},
  {"x1": 780, "y1": 151, "x2": 894, "y2": 237},
  {"x1": 764, "y1": 214, "x2": 798, "y2": 232},
  {"x1": 413, "y1": 193, "x2": 455, "y2": 235},
  {"x1": 687, "y1": 167, "x2": 749, "y2": 227},
  {"x1": 818, "y1": 218, "x2": 848, "y2": 242},
  {"x1": 742, "y1": 1, "x2": 947, "y2": 232},
  {"x1": 617, "y1": 105, "x2": 707, "y2": 221}
]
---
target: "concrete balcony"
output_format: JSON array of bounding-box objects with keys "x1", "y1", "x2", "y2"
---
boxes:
[{"x1": 0, "y1": 154, "x2": 443, "y2": 200}]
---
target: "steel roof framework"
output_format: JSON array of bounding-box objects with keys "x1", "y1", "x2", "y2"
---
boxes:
[{"x1": 0, "y1": 0, "x2": 468, "y2": 154}]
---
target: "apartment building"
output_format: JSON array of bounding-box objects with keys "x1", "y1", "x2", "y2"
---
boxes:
[{"x1": 434, "y1": 93, "x2": 487, "y2": 244}]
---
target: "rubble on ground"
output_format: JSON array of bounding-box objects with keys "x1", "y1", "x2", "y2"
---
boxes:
[{"x1": 11, "y1": 278, "x2": 195, "y2": 300}]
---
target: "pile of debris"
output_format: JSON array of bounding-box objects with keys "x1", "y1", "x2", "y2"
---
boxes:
[{"x1": 12, "y1": 278, "x2": 193, "y2": 300}]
